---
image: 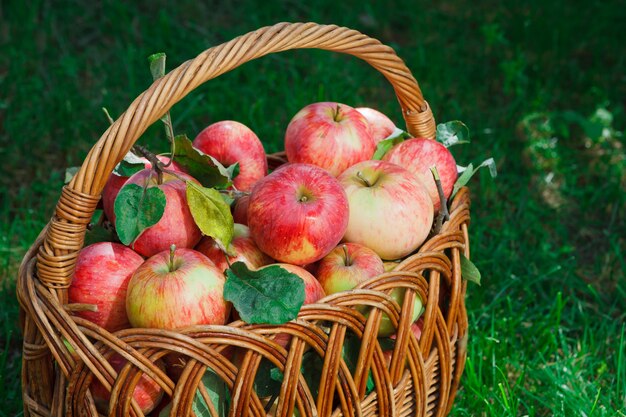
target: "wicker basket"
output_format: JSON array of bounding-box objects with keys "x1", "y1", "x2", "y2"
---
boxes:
[{"x1": 17, "y1": 22, "x2": 471, "y2": 417}]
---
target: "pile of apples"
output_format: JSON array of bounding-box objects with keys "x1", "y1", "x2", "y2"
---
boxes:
[{"x1": 68, "y1": 101, "x2": 458, "y2": 413}]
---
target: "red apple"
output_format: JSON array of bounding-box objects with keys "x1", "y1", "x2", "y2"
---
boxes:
[
  {"x1": 232, "y1": 194, "x2": 250, "y2": 226},
  {"x1": 316, "y1": 243, "x2": 384, "y2": 295},
  {"x1": 121, "y1": 169, "x2": 202, "y2": 258},
  {"x1": 68, "y1": 242, "x2": 144, "y2": 332},
  {"x1": 338, "y1": 160, "x2": 434, "y2": 260},
  {"x1": 126, "y1": 247, "x2": 230, "y2": 329},
  {"x1": 382, "y1": 138, "x2": 457, "y2": 211},
  {"x1": 102, "y1": 156, "x2": 185, "y2": 224},
  {"x1": 193, "y1": 120, "x2": 268, "y2": 191},
  {"x1": 355, "y1": 107, "x2": 396, "y2": 143},
  {"x1": 284, "y1": 102, "x2": 376, "y2": 176},
  {"x1": 247, "y1": 163, "x2": 349, "y2": 265},
  {"x1": 195, "y1": 223, "x2": 273, "y2": 272},
  {"x1": 91, "y1": 353, "x2": 165, "y2": 414}
]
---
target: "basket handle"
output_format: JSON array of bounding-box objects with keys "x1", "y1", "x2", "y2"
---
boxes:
[{"x1": 36, "y1": 21, "x2": 436, "y2": 290}]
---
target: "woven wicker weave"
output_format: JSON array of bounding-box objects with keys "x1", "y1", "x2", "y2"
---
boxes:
[{"x1": 17, "y1": 22, "x2": 470, "y2": 417}]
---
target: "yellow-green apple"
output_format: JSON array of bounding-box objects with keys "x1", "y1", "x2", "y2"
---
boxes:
[
  {"x1": 195, "y1": 223, "x2": 272, "y2": 272},
  {"x1": 284, "y1": 102, "x2": 376, "y2": 176},
  {"x1": 247, "y1": 163, "x2": 349, "y2": 265},
  {"x1": 91, "y1": 353, "x2": 165, "y2": 414},
  {"x1": 193, "y1": 120, "x2": 267, "y2": 191},
  {"x1": 383, "y1": 261, "x2": 400, "y2": 272},
  {"x1": 102, "y1": 156, "x2": 185, "y2": 224},
  {"x1": 316, "y1": 243, "x2": 384, "y2": 295},
  {"x1": 126, "y1": 247, "x2": 230, "y2": 329},
  {"x1": 68, "y1": 242, "x2": 144, "y2": 332},
  {"x1": 232, "y1": 194, "x2": 250, "y2": 225},
  {"x1": 382, "y1": 317, "x2": 424, "y2": 365},
  {"x1": 338, "y1": 160, "x2": 434, "y2": 260},
  {"x1": 375, "y1": 288, "x2": 424, "y2": 337},
  {"x1": 382, "y1": 138, "x2": 457, "y2": 211},
  {"x1": 355, "y1": 107, "x2": 396, "y2": 143},
  {"x1": 120, "y1": 169, "x2": 202, "y2": 258}
]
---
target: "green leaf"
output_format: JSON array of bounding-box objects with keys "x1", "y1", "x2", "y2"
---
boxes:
[
  {"x1": 225, "y1": 162, "x2": 240, "y2": 182},
  {"x1": 114, "y1": 183, "x2": 166, "y2": 246},
  {"x1": 64, "y1": 166, "x2": 79, "y2": 184},
  {"x1": 113, "y1": 152, "x2": 145, "y2": 177},
  {"x1": 378, "y1": 337, "x2": 396, "y2": 352},
  {"x1": 148, "y1": 52, "x2": 166, "y2": 80},
  {"x1": 186, "y1": 181, "x2": 234, "y2": 251},
  {"x1": 450, "y1": 158, "x2": 497, "y2": 199},
  {"x1": 460, "y1": 253, "x2": 481, "y2": 285},
  {"x1": 372, "y1": 128, "x2": 412, "y2": 160},
  {"x1": 254, "y1": 359, "x2": 282, "y2": 398},
  {"x1": 342, "y1": 334, "x2": 375, "y2": 394},
  {"x1": 159, "y1": 369, "x2": 229, "y2": 417},
  {"x1": 436, "y1": 121, "x2": 471, "y2": 147},
  {"x1": 300, "y1": 350, "x2": 323, "y2": 399},
  {"x1": 224, "y1": 262, "x2": 305, "y2": 325},
  {"x1": 193, "y1": 369, "x2": 229, "y2": 417},
  {"x1": 85, "y1": 211, "x2": 117, "y2": 246},
  {"x1": 173, "y1": 135, "x2": 233, "y2": 188}
]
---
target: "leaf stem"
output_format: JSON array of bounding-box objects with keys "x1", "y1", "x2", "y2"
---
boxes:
[
  {"x1": 430, "y1": 166, "x2": 450, "y2": 234},
  {"x1": 148, "y1": 53, "x2": 176, "y2": 166},
  {"x1": 102, "y1": 107, "x2": 115, "y2": 125},
  {"x1": 133, "y1": 145, "x2": 164, "y2": 185}
]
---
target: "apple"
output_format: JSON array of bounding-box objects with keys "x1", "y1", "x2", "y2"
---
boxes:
[
  {"x1": 355, "y1": 107, "x2": 396, "y2": 143},
  {"x1": 382, "y1": 138, "x2": 457, "y2": 211},
  {"x1": 68, "y1": 242, "x2": 144, "y2": 332},
  {"x1": 195, "y1": 223, "x2": 273, "y2": 272},
  {"x1": 284, "y1": 102, "x2": 376, "y2": 176},
  {"x1": 120, "y1": 169, "x2": 202, "y2": 258},
  {"x1": 382, "y1": 317, "x2": 424, "y2": 365},
  {"x1": 102, "y1": 155, "x2": 185, "y2": 224},
  {"x1": 247, "y1": 163, "x2": 349, "y2": 265},
  {"x1": 337, "y1": 160, "x2": 434, "y2": 260},
  {"x1": 193, "y1": 120, "x2": 268, "y2": 191},
  {"x1": 232, "y1": 194, "x2": 250, "y2": 226},
  {"x1": 91, "y1": 353, "x2": 165, "y2": 414},
  {"x1": 316, "y1": 243, "x2": 384, "y2": 295},
  {"x1": 374, "y1": 288, "x2": 424, "y2": 337},
  {"x1": 383, "y1": 261, "x2": 400, "y2": 272},
  {"x1": 126, "y1": 247, "x2": 230, "y2": 329}
]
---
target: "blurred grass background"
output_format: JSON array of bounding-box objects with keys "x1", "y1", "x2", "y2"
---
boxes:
[{"x1": 1, "y1": 0, "x2": 625, "y2": 416}]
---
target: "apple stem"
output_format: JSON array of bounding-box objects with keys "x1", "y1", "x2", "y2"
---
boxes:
[
  {"x1": 356, "y1": 171, "x2": 372, "y2": 187},
  {"x1": 430, "y1": 166, "x2": 450, "y2": 234},
  {"x1": 342, "y1": 244, "x2": 352, "y2": 266},
  {"x1": 333, "y1": 104, "x2": 342, "y2": 122},
  {"x1": 168, "y1": 244, "x2": 177, "y2": 272}
]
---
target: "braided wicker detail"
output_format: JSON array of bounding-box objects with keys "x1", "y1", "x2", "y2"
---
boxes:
[{"x1": 18, "y1": 22, "x2": 471, "y2": 417}]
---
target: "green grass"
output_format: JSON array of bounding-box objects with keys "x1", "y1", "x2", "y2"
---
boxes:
[{"x1": 1, "y1": 1, "x2": 625, "y2": 416}]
